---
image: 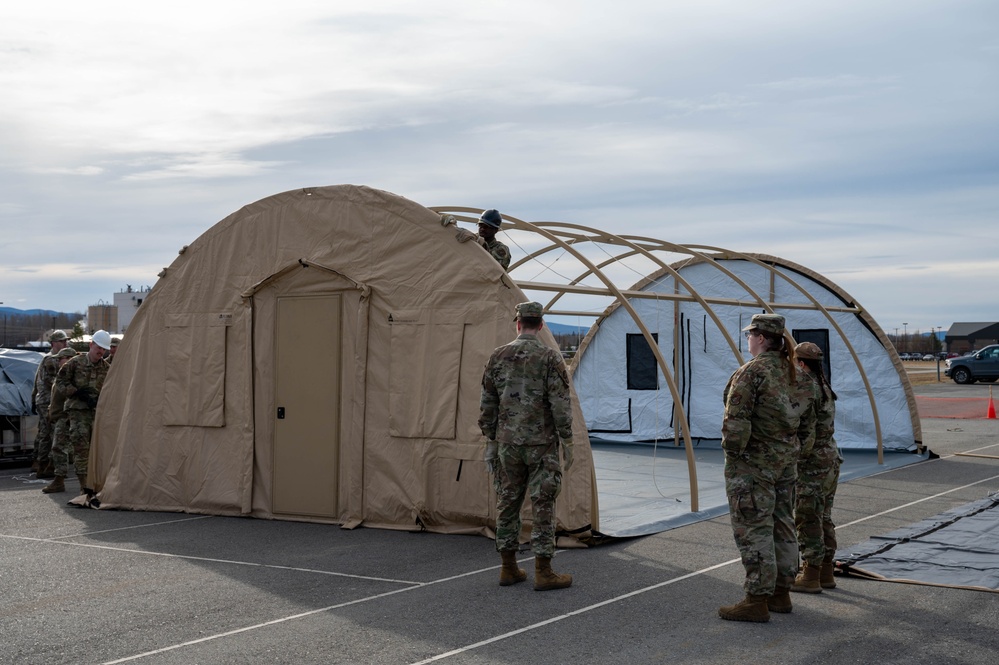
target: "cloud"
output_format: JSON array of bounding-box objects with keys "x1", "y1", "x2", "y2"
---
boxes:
[{"x1": 28, "y1": 165, "x2": 104, "y2": 176}]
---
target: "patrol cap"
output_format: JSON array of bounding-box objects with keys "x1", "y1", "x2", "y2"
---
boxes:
[
  {"x1": 513, "y1": 301, "x2": 544, "y2": 321},
  {"x1": 742, "y1": 313, "x2": 785, "y2": 336},
  {"x1": 92, "y1": 329, "x2": 112, "y2": 350},
  {"x1": 479, "y1": 209, "x2": 502, "y2": 229},
  {"x1": 49, "y1": 330, "x2": 68, "y2": 342},
  {"x1": 56, "y1": 347, "x2": 78, "y2": 359},
  {"x1": 110, "y1": 336, "x2": 121, "y2": 347},
  {"x1": 795, "y1": 342, "x2": 823, "y2": 360}
]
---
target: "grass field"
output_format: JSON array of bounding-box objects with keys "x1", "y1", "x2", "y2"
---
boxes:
[{"x1": 901, "y1": 361, "x2": 948, "y2": 385}]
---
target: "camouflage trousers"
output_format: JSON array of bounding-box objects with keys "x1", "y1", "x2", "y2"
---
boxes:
[
  {"x1": 494, "y1": 443, "x2": 562, "y2": 557},
  {"x1": 33, "y1": 402, "x2": 53, "y2": 461},
  {"x1": 795, "y1": 461, "x2": 841, "y2": 565},
  {"x1": 724, "y1": 455, "x2": 799, "y2": 595},
  {"x1": 50, "y1": 417, "x2": 73, "y2": 477},
  {"x1": 64, "y1": 409, "x2": 96, "y2": 480}
]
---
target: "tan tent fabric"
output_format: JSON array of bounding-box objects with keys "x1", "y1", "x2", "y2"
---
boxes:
[{"x1": 90, "y1": 185, "x2": 596, "y2": 542}]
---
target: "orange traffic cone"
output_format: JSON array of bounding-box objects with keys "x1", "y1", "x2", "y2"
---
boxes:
[{"x1": 988, "y1": 386, "x2": 996, "y2": 420}]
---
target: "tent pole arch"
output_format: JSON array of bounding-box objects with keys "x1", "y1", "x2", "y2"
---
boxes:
[
  {"x1": 506, "y1": 217, "x2": 703, "y2": 512},
  {"x1": 431, "y1": 206, "x2": 921, "y2": 503},
  {"x1": 430, "y1": 207, "x2": 702, "y2": 511}
]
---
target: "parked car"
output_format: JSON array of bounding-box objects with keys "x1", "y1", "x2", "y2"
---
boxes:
[
  {"x1": 921, "y1": 354, "x2": 936, "y2": 361},
  {"x1": 944, "y1": 345, "x2": 999, "y2": 384}
]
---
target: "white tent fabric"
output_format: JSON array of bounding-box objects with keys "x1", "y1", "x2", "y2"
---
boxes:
[{"x1": 573, "y1": 256, "x2": 918, "y2": 452}]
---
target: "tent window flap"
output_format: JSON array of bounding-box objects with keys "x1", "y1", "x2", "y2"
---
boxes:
[
  {"x1": 388, "y1": 309, "x2": 464, "y2": 439},
  {"x1": 627, "y1": 333, "x2": 659, "y2": 391},
  {"x1": 162, "y1": 313, "x2": 228, "y2": 427}
]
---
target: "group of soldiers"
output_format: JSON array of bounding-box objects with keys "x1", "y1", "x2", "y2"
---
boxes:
[
  {"x1": 719, "y1": 313, "x2": 841, "y2": 622},
  {"x1": 477, "y1": 307, "x2": 842, "y2": 609},
  {"x1": 470, "y1": 219, "x2": 844, "y2": 603},
  {"x1": 31, "y1": 329, "x2": 117, "y2": 496}
]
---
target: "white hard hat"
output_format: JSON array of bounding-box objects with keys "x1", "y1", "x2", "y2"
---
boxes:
[{"x1": 92, "y1": 330, "x2": 112, "y2": 350}]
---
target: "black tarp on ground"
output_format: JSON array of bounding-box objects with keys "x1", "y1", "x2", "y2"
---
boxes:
[{"x1": 836, "y1": 494, "x2": 999, "y2": 593}]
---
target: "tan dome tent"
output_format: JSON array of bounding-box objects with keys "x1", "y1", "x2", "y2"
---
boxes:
[{"x1": 90, "y1": 186, "x2": 596, "y2": 542}]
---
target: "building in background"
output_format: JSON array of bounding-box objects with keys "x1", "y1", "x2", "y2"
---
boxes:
[
  {"x1": 86, "y1": 285, "x2": 151, "y2": 334},
  {"x1": 113, "y1": 285, "x2": 151, "y2": 333},
  {"x1": 945, "y1": 322, "x2": 999, "y2": 355},
  {"x1": 88, "y1": 300, "x2": 117, "y2": 334}
]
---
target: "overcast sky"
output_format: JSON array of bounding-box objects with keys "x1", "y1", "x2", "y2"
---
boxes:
[{"x1": 2, "y1": 1, "x2": 996, "y2": 335}]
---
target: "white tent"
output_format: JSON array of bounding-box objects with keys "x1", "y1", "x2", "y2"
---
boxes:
[
  {"x1": 425, "y1": 214, "x2": 921, "y2": 516},
  {"x1": 572, "y1": 255, "x2": 920, "y2": 453}
]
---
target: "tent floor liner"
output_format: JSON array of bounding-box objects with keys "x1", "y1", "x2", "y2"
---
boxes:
[
  {"x1": 591, "y1": 440, "x2": 930, "y2": 538},
  {"x1": 835, "y1": 494, "x2": 999, "y2": 593}
]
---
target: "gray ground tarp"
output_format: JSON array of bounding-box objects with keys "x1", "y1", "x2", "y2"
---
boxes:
[
  {"x1": 0, "y1": 348, "x2": 42, "y2": 415},
  {"x1": 837, "y1": 494, "x2": 999, "y2": 593}
]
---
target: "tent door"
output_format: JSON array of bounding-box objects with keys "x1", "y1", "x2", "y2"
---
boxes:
[{"x1": 272, "y1": 294, "x2": 341, "y2": 517}]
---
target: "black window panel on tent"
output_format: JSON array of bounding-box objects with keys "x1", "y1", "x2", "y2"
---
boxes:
[
  {"x1": 627, "y1": 333, "x2": 659, "y2": 390},
  {"x1": 792, "y1": 328, "x2": 831, "y2": 381}
]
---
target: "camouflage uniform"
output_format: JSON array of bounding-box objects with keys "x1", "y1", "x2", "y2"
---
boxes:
[
  {"x1": 795, "y1": 378, "x2": 841, "y2": 565},
  {"x1": 722, "y1": 349, "x2": 801, "y2": 595},
  {"x1": 48, "y1": 365, "x2": 73, "y2": 477},
  {"x1": 479, "y1": 312, "x2": 573, "y2": 557},
  {"x1": 56, "y1": 352, "x2": 110, "y2": 479},
  {"x1": 31, "y1": 353, "x2": 61, "y2": 463},
  {"x1": 483, "y1": 238, "x2": 511, "y2": 271}
]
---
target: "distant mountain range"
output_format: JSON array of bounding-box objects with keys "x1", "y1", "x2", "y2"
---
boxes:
[
  {"x1": 546, "y1": 321, "x2": 590, "y2": 335},
  {"x1": 0, "y1": 307, "x2": 77, "y2": 317}
]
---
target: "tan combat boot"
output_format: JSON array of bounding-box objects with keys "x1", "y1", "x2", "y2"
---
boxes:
[
  {"x1": 31, "y1": 459, "x2": 40, "y2": 474},
  {"x1": 37, "y1": 460, "x2": 55, "y2": 479},
  {"x1": 719, "y1": 594, "x2": 770, "y2": 622},
  {"x1": 499, "y1": 550, "x2": 527, "y2": 586},
  {"x1": 42, "y1": 475, "x2": 66, "y2": 494},
  {"x1": 791, "y1": 563, "x2": 822, "y2": 593},
  {"x1": 767, "y1": 586, "x2": 793, "y2": 614},
  {"x1": 534, "y1": 556, "x2": 572, "y2": 591},
  {"x1": 820, "y1": 557, "x2": 837, "y2": 589}
]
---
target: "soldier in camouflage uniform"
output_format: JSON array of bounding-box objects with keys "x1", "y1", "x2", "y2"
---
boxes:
[
  {"x1": 476, "y1": 209, "x2": 512, "y2": 270},
  {"x1": 55, "y1": 330, "x2": 112, "y2": 495},
  {"x1": 31, "y1": 330, "x2": 71, "y2": 478},
  {"x1": 106, "y1": 336, "x2": 121, "y2": 364},
  {"x1": 479, "y1": 301, "x2": 574, "y2": 590},
  {"x1": 718, "y1": 314, "x2": 802, "y2": 623},
  {"x1": 41, "y1": 347, "x2": 79, "y2": 493},
  {"x1": 790, "y1": 342, "x2": 842, "y2": 593}
]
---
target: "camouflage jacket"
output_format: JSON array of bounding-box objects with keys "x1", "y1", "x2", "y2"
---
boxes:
[
  {"x1": 56, "y1": 353, "x2": 110, "y2": 411},
  {"x1": 792, "y1": 369, "x2": 821, "y2": 457},
  {"x1": 31, "y1": 354, "x2": 60, "y2": 407},
  {"x1": 479, "y1": 333, "x2": 572, "y2": 447},
  {"x1": 484, "y1": 238, "x2": 511, "y2": 271},
  {"x1": 48, "y1": 382, "x2": 69, "y2": 421},
  {"x1": 721, "y1": 350, "x2": 800, "y2": 469},
  {"x1": 801, "y1": 380, "x2": 840, "y2": 471}
]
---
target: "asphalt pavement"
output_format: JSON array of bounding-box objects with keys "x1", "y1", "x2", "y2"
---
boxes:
[{"x1": 2, "y1": 381, "x2": 998, "y2": 665}]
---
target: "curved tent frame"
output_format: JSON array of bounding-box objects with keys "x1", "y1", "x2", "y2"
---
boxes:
[{"x1": 433, "y1": 207, "x2": 922, "y2": 513}]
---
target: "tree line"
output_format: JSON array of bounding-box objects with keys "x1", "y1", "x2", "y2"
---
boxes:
[{"x1": 1, "y1": 311, "x2": 84, "y2": 347}]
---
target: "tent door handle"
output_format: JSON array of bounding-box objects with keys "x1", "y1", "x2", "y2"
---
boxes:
[{"x1": 277, "y1": 407, "x2": 285, "y2": 419}]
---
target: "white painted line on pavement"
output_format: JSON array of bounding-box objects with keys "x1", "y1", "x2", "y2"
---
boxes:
[
  {"x1": 99, "y1": 564, "x2": 505, "y2": 665},
  {"x1": 0, "y1": 533, "x2": 423, "y2": 585}
]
